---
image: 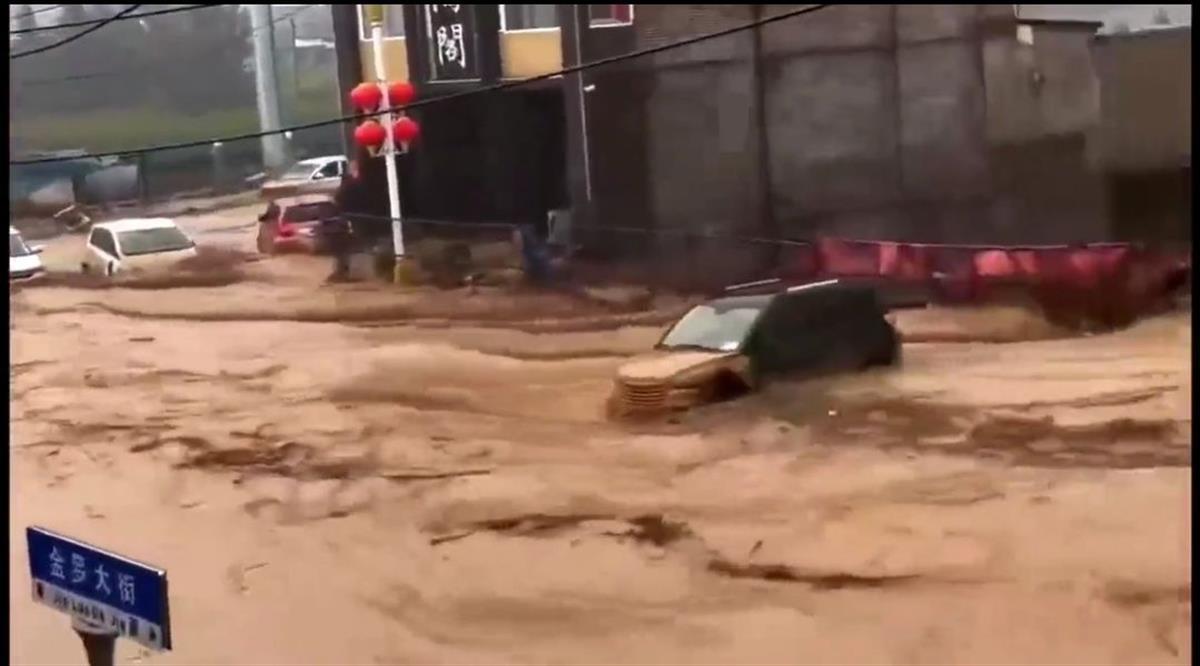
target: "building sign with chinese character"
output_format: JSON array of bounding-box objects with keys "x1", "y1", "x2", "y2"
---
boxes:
[
  {"x1": 27, "y1": 527, "x2": 172, "y2": 651},
  {"x1": 425, "y1": 4, "x2": 480, "y2": 81}
]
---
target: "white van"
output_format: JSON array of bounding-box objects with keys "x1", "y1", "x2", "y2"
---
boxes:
[
  {"x1": 9, "y1": 226, "x2": 46, "y2": 283},
  {"x1": 81, "y1": 218, "x2": 198, "y2": 276}
]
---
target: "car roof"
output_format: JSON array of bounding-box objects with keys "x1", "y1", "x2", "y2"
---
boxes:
[
  {"x1": 704, "y1": 293, "x2": 777, "y2": 310},
  {"x1": 275, "y1": 193, "x2": 335, "y2": 206},
  {"x1": 297, "y1": 155, "x2": 346, "y2": 166},
  {"x1": 94, "y1": 218, "x2": 180, "y2": 233},
  {"x1": 709, "y1": 279, "x2": 874, "y2": 310}
]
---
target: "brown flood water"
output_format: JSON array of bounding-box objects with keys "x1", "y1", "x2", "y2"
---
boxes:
[{"x1": 8, "y1": 209, "x2": 1192, "y2": 665}]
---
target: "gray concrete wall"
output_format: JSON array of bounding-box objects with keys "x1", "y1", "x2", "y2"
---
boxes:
[
  {"x1": 582, "y1": 4, "x2": 1116, "y2": 285},
  {"x1": 984, "y1": 23, "x2": 1102, "y2": 144},
  {"x1": 1091, "y1": 27, "x2": 1191, "y2": 172}
]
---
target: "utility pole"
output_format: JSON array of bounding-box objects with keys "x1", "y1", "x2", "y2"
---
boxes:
[{"x1": 250, "y1": 5, "x2": 289, "y2": 172}]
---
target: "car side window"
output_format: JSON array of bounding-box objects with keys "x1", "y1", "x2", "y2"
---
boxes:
[
  {"x1": 317, "y1": 162, "x2": 339, "y2": 179},
  {"x1": 766, "y1": 297, "x2": 826, "y2": 372},
  {"x1": 90, "y1": 228, "x2": 118, "y2": 257}
]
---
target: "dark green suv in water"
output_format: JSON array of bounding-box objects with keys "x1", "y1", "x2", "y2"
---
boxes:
[{"x1": 608, "y1": 280, "x2": 900, "y2": 416}]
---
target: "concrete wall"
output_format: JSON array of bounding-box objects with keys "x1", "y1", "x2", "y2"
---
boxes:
[
  {"x1": 632, "y1": 4, "x2": 1001, "y2": 247},
  {"x1": 1092, "y1": 27, "x2": 1191, "y2": 172},
  {"x1": 603, "y1": 3, "x2": 1115, "y2": 258},
  {"x1": 984, "y1": 23, "x2": 1102, "y2": 144}
]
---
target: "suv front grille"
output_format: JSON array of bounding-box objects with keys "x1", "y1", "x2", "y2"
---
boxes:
[{"x1": 619, "y1": 380, "x2": 668, "y2": 410}]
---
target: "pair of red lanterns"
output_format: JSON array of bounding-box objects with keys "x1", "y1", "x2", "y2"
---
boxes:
[{"x1": 350, "y1": 81, "x2": 420, "y2": 151}]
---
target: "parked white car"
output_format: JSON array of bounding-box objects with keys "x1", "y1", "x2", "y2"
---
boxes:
[
  {"x1": 81, "y1": 218, "x2": 197, "y2": 276},
  {"x1": 9, "y1": 226, "x2": 46, "y2": 283},
  {"x1": 260, "y1": 155, "x2": 348, "y2": 200}
]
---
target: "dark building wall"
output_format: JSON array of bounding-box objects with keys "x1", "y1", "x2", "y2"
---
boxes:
[
  {"x1": 623, "y1": 5, "x2": 1000, "y2": 247},
  {"x1": 576, "y1": 3, "x2": 1116, "y2": 269},
  {"x1": 1092, "y1": 27, "x2": 1191, "y2": 173},
  {"x1": 1092, "y1": 28, "x2": 1191, "y2": 243},
  {"x1": 560, "y1": 4, "x2": 650, "y2": 255},
  {"x1": 331, "y1": 4, "x2": 364, "y2": 157}
]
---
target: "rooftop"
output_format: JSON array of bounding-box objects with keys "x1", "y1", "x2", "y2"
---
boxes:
[{"x1": 94, "y1": 218, "x2": 181, "y2": 233}]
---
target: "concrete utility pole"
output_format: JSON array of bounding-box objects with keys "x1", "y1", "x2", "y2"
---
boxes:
[{"x1": 250, "y1": 5, "x2": 289, "y2": 171}]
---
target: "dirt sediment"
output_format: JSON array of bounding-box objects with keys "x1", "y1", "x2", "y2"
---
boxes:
[{"x1": 8, "y1": 209, "x2": 1192, "y2": 665}]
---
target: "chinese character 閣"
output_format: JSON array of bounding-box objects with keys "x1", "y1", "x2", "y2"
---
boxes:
[{"x1": 436, "y1": 23, "x2": 467, "y2": 69}]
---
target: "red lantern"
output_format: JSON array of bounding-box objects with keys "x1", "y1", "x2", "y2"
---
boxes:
[
  {"x1": 349, "y1": 82, "x2": 382, "y2": 111},
  {"x1": 392, "y1": 117, "x2": 420, "y2": 146},
  {"x1": 387, "y1": 81, "x2": 415, "y2": 107},
  {"x1": 354, "y1": 120, "x2": 387, "y2": 149}
]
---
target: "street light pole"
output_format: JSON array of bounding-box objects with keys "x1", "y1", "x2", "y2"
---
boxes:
[{"x1": 365, "y1": 4, "x2": 407, "y2": 280}]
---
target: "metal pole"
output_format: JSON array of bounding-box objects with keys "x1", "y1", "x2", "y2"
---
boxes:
[
  {"x1": 72, "y1": 619, "x2": 116, "y2": 666},
  {"x1": 250, "y1": 5, "x2": 288, "y2": 171},
  {"x1": 572, "y1": 4, "x2": 593, "y2": 203},
  {"x1": 290, "y1": 18, "x2": 300, "y2": 124},
  {"x1": 366, "y1": 5, "x2": 407, "y2": 277}
]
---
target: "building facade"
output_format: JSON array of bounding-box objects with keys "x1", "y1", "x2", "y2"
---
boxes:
[{"x1": 333, "y1": 5, "x2": 1155, "y2": 285}]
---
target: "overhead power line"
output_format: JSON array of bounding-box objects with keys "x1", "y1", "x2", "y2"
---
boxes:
[
  {"x1": 10, "y1": 4, "x2": 831, "y2": 165},
  {"x1": 11, "y1": 4, "x2": 142, "y2": 59},
  {"x1": 13, "y1": 5, "x2": 319, "y2": 87},
  {"x1": 9, "y1": 5, "x2": 65, "y2": 22},
  {"x1": 10, "y1": 3, "x2": 217, "y2": 35}
]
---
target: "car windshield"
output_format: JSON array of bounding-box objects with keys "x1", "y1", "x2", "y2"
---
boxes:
[
  {"x1": 658, "y1": 303, "x2": 765, "y2": 352},
  {"x1": 10, "y1": 234, "x2": 32, "y2": 257},
  {"x1": 117, "y1": 227, "x2": 193, "y2": 257},
  {"x1": 283, "y1": 202, "x2": 338, "y2": 223},
  {"x1": 281, "y1": 162, "x2": 317, "y2": 180}
]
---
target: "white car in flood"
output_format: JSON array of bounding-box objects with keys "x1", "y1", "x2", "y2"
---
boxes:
[
  {"x1": 10, "y1": 226, "x2": 46, "y2": 283},
  {"x1": 81, "y1": 218, "x2": 197, "y2": 276}
]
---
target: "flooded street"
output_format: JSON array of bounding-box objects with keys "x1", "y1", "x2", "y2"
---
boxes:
[{"x1": 9, "y1": 209, "x2": 1191, "y2": 665}]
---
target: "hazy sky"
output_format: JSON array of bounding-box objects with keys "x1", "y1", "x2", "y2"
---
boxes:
[
  {"x1": 1018, "y1": 4, "x2": 1192, "y2": 32},
  {"x1": 10, "y1": 4, "x2": 1195, "y2": 35}
]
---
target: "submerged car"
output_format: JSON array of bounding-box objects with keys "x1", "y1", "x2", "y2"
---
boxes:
[
  {"x1": 608, "y1": 280, "x2": 900, "y2": 417},
  {"x1": 260, "y1": 156, "x2": 347, "y2": 200},
  {"x1": 9, "y1": 226, "x2": 46, "y2": 283},
  {"x1": 80, "y1": 218, "x2": 197, "y2": 276},
  {"x1": 256, "y1": 194, "x2": 340, "y2": 255}
]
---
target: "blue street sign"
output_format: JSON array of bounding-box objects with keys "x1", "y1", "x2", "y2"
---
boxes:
[{"x1": 26, "y1": 527, "x2": 172, "y2": 651}]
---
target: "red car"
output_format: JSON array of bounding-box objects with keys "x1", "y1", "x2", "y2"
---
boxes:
[{"x1": 256, "y1": 194, "x2": 339, "y2": 255}]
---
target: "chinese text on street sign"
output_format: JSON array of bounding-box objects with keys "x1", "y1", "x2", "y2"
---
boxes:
[
  {"x1": 426, "y1": 4, "x2": 479, "y2": 81},
  {"x1": 27, "y1": 526, "x2": 172, "y2": 651}
]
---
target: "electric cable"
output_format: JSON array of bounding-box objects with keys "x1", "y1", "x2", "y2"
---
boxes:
[
  {"x1": 9, "y1": 5, "x2": 65, "y2": 23},
  {"x1": 13, "y1": 5, "x2": 319, "y2": 87},
  {"x1": 11, "y1": 4, "x2": 143, "y2": 59},
  {"x1": 10, "y1": 4, "x2": 215, "y2": 35},
  {"x1": 11, "y1": 4, "x2": 830, "y2": 165}
]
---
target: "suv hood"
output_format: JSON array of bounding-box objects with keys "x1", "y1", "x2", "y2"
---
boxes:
[{"x1": 617, "y1": 350, "x2": 738, "y2": 382}]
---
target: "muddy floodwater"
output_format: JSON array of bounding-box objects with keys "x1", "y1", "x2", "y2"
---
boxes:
[{"x1": 9, "y1": 207, "x2": 1192, "y2": 665}]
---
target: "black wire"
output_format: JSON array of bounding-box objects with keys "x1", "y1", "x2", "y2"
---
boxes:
[
  {"x1": 9, "y1": 4, "x2": 216, "y2": 34},
  {"x1": 13, "y1": 5, "x2": 317, "y2": 87},
  {"x1": 11, "y1": 4, "x2": 142, "y2": 59},
  {"x1": 344, "y1": 212, "x2": 811, "y2": 248},
  {"x1": 10, "y1": 4, "x2": 829, "y2": 165},
  {"x1": 9, "y1": 5, "x2": 65, "y2": 22}
]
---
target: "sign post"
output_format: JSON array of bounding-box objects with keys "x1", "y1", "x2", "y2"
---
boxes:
[{"x1": 27, "y1": 527, "x2": 172, "y2": 665}]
